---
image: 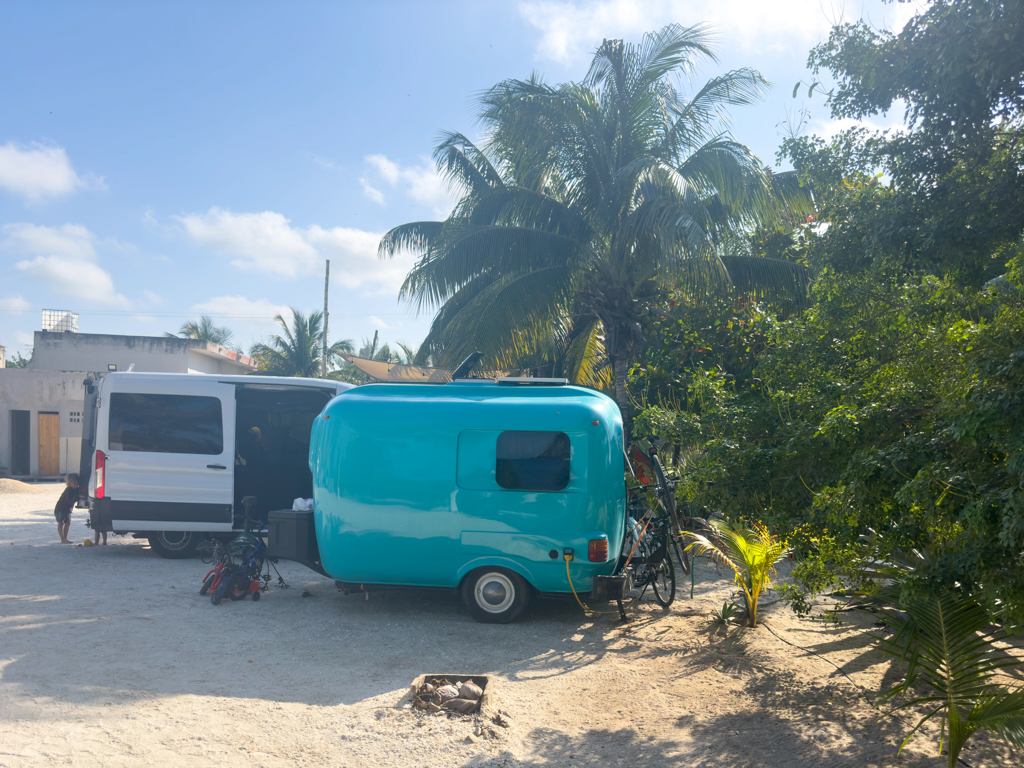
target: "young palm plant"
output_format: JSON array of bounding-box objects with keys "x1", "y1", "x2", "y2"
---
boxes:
[
  {"x1": 683, "y1": 519, "x2": 790, "y2": 628},
  {"x1": 869, "y1": 591, "x2": 1024, "y2": 767}
]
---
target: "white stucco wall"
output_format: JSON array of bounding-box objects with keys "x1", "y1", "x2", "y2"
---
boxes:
[
  {"x1": 30, "y1": 332, "x2": 255, "y2": 375},
  {"x1": 0, "y1": 370, "x2": 96, "y2": 477}
]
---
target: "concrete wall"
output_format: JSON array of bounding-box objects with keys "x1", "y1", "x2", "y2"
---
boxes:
[
  {"x1": 187, "y1": 348, "x2": 255, "y2": 375},
  {"x1": 30, "y1": 332, "x2": 255, "y2": 375},
  {"x1": 0, "y1": 370, "x2": 96, "y2": 478}
]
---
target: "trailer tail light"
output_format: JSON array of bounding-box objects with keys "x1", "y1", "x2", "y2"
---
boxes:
[
  {"x1": 588, "y1": 538, "x2": 608, "y2": 562},
  {"x1": 95, "y1": 450, "x2": 106, "y2": 499}
]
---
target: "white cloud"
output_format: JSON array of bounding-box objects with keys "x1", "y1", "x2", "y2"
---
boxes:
[
  {"x1": 142, "y1": 290, "x2": 164, "y2": 305},
  {"x1": 518, "y1": 0, "x2": 922, "y2": 64},
  {"x1": 188, "y1": 295, "x2": 294, "y2": 344},
  {"x1": 15, "y1": 331, "x2": 34, "y2": 347},
  {"x1": 176, "y1": 208, "x2": 320, "y2": 277},
  {"x1": 363, "y1": 154, "x2": 456, "y2": 218},
  {"x1": 360, "y1": 177, "x2": 386, "y2": 205},
  {"x1": 367, "y1": 315, "x2": 391, "y2": 330},
  {"x1": 3, "y1": 223, "x2": 130, "y2": 308},
  {"x1": 0, "y1": 141, "x2": 104, "y2": 201},
  {"x1": 190, "y1": 295, "x2": 292, "y2": 320},
  {"x1": 0, "y1": 295, "x2": 31, "y2": 315},
  {"x1": 812, "y1": 109, "x2": 907, "y2": 142},
  {"x1": 177, "y1": 208, "x2": 416, "y2": 294}
]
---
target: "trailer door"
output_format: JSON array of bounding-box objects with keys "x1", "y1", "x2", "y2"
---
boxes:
[{"x1": 101, "y1": 379, "x2": 236, "y2": 531}]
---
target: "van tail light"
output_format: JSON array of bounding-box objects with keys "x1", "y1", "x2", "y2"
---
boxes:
[
  {"x1": 95, "y1": 450, "x2": 106, "y2": 499},
  {"x1": 588, "y1": 539, "x2": 608, "y2": 562}
]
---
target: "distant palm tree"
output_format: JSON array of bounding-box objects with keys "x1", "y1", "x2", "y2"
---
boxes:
[
  {"x1": 380, "y1": 24, "x2": 811, "y2": 430},
  {"x1": 166, "y1": 315, "x2": 236, "y2": 347},
  {"x1": 250, "y1": 308, "x2": 353, "y2": 377}
]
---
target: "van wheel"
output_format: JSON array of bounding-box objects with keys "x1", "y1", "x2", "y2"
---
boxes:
[
  {"x1": 148, "y1": 531, "x2": 200, "y2": 559},
  {"x1": 461, "y1": 567, "x2": 531, "y2": 624}
]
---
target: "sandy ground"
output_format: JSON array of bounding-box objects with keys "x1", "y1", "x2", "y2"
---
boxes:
[{"x1": 1, "y1": 486, "x2": 1020, "y2": 768}]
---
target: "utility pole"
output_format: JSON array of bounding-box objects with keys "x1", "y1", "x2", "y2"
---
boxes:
[{"x1": 322, "y1": 259, "x2": 330, "y2": 379}]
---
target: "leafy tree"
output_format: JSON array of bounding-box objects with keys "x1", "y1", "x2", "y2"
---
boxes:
[
  {"x1": 380, "y1": 24, "x2": 811, "y2": 432},
  {"x1": 250, "y1": 308, "x2": 352, "y2": 378},
  {"x1": 4, "y1": 351, "x2": 30, "y2": 368},
  {"x1": 637, "y1": 0, "x2": 1024, "y2": 624},
  {"x1": 166, "y1": 315, "x2": 236, "y2": 347}
]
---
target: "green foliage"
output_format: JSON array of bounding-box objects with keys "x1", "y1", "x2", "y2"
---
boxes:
[
  {"x1": 710, "y1": 601, "x2": 743, "y2": 626},
  {"x1": 381, "y1": 24, "x2": 812, "y2": 428},
  {"x1": 683, "y1": 519, "x2": 790, "y2": 628},
  {"x1": 636, "y1": 0, "x2": 1024, "y2": 627},
  {"x1": 4, "y1": 351, "x2": 30, "y2": 368},
  {"x1": 679, "y1": 263, "x2": 1024, "y2": 625},
  {"x1": 167, "y1": 315, "x2": 236, "y2": 349},
  {"x1": 250, "y1": 308, "x2": 352, "y2": 378},
  {"x1": 868, "y1": 591, "x2": 1024, "y2": 767}
]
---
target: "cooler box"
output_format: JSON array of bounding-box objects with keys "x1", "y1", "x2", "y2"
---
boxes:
[{"x1": 267, "y1": 509, "x2": 318, "y2": 564}]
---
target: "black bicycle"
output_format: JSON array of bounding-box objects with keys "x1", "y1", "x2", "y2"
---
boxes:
[{"x1": 622, "y1": 490, "x2": 677, "y2": 607}]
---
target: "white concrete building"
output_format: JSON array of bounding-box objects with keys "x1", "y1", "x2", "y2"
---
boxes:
[
  {"x1": 30, "y1": 331, "x2": 257, "y2": 375},
  {"x1": 1, "y1": 331, "x2": 257, "y2": 478}
]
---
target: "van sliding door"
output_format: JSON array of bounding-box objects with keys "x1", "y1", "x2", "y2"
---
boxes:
[{"x1": 100, "y1": 380, "x2": 236, "y2": 531}]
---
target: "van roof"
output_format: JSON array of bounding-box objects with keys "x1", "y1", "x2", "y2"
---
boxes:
[{"x1": 100, "y1": 371, "x2": 353, "y2": 391}]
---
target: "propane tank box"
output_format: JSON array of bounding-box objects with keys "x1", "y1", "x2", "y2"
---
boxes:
[{"x1": 267, "y1": 508, "x2": 317, "y2": 563}]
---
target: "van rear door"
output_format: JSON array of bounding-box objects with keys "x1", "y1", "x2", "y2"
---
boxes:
[{"x1": 100, "y1": 378, "x2": 236, "y2": 532}]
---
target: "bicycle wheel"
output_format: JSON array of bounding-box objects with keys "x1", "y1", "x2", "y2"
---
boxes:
[
  {"x1": 227, "y1": 569, "x2": 249, "y2": 601},
  {"x1": 651, "y1": 547, "x2": 676, "y2": 607},
  {"x1": 199, "y1": 572, "x2": 216, "y2": 596},
  {"x1": 671, "y1": 534, "x2": 691, "y2": 577}
]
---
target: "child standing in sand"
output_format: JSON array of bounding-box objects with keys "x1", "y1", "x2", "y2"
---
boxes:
[{"x1": 54, "y1": 473, "x2": 79, "y2": 544}]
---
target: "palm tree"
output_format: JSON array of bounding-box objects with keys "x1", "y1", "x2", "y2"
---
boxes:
[
  {"x1": 166, "y1": 315, "x2": 236, "y2": 347},
  {"x1": 683, "y1": 519, "x2": 790, "y2": 628},
  {"x1": 250, "y1": 308, "x2": 352, "y2": 377},
  {"x1": 379, "y1": 24, "x2": 810, "y2": 433}
]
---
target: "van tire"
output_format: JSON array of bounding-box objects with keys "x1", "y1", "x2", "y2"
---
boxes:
[
  {"x1": 148, "y1": 531, "x2": 200, "y2": 559},
  {"x1": 461, "y1": 567, "x2": 531, "y2": 624}
]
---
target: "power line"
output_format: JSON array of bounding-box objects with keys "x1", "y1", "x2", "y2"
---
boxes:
[{"x1": 0, "y1": 308, "x2": 417, "y2": 319}]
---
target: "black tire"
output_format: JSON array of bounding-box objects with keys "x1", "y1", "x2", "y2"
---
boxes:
[
  {"x1": 461, "y1": 567, "x2": 531, "y2": 624},
  {"x1": 671, "y1": 535, "x2": 691, "y2": 577},
  {"x1": 251, "y1": 589, "x2": 261, "y2": 601},
  {"x1": 199, "y1": 573, "x2": 216, "y2": 596},
  {"x1": 651, "y1": 548, "x2": 676, "y2": 607},
  {"x1": 148, "y1": 531, "x2": 201, "y2": 559},
  {"x1": 228, "y1": 570, "x2": 249, "y2": 601},
  {"x1": 211, "y1": 571, "x2": 231, "y2": 605}
]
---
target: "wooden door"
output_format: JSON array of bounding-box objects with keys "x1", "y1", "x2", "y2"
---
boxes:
[{"x1": 38, "y1": 413, "x2": 60, "y2": 476}]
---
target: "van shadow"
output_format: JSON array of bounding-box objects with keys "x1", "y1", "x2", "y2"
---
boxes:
[{"x1": 0, "y1": 537, "x2": 679, "y2": 712}]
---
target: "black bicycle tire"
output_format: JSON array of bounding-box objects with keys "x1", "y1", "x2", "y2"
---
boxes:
[
  {"x1": 651, "y1": 545, "x2": 676, "y2": 607},
  {"x1": 671, "y1": 533, "x2": 691, "y2": 577}
]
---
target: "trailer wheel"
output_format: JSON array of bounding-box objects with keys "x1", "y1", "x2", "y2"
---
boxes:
[
  {"x1": 148, "y1": 531, "x2": 200, "y2": 559},
  {"x1": 461, "y1": 567, "x2": 531, "y2": 624}
]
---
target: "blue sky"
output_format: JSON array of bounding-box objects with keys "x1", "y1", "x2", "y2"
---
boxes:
[{"x1": 0, "y1": 0, "x2": 918, "y2": 359}]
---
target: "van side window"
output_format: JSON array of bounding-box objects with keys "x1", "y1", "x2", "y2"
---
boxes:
[
  {"x1": 496, "y1": 431, "x2": 570, "y2": 491},
  {"x1": 109, "y1": 393, "x2": 223, "y2": 455}
]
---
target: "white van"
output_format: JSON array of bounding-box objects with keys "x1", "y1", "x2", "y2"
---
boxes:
[{"x1": 79, "y1": 372, "x2": 352, "y2": 558}]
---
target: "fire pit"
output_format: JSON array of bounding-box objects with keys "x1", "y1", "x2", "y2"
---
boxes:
[{"x1": 407, "y1": 674, "x2": 491, "y2": 715}]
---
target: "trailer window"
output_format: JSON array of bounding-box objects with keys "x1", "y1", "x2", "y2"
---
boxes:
[
  {"x1": 109, "y1": 393, "x2": 223, "y2": 455},
  {"x1": 496, "y1": 430, "x2": 570, "y2": 491}
]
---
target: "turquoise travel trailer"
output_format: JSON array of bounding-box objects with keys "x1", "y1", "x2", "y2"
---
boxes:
[{"x1": 289, "y1": 378, "x2": 626, "y2": 623}]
